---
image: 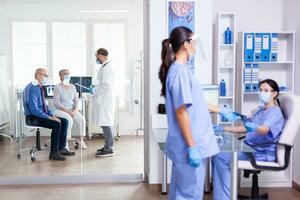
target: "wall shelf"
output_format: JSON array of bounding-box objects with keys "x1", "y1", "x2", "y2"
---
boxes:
[{"x1": 215, "y1": 12, "x2": 236, "y2": 125}]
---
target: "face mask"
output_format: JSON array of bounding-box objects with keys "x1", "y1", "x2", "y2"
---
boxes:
[
  {"x1": 41, "y1": 77, "x2": 48, "y2": 85},
  {"x1": 259, "y1": 91, "x2": 272, "y2": 104},
  {"x1": 32, "y1": 79, "x2": 39, "y2": 86},
  {"x1": 188, "y1": 53, "x2": 195, "y2": 64},
  {"x1": 96, "y1": 59, "x2": 102, "y2": 65},
  {"x1": 62, "y1": 74, "x2": 70, "y2": 85},
  {"x1": 63, "y1": 79, "x2": 70, "y2": 85}
]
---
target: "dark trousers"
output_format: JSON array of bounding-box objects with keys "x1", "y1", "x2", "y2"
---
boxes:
[{"x1": 25, "y1": 115, "x2": 68, "y2": 153}]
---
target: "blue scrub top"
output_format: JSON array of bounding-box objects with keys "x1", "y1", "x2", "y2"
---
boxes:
[
  {"x1": 164, "y1": 62, "x2": 220, "y2": 163},
  {"x1": 245, "y1": 106, "x2": 285, "y2": 161}
]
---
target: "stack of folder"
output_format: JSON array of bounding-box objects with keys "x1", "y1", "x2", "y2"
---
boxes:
[
  {"x1": 243, "y1": 63, "x2": 259, "y2": 93},
  {"x1": 244, "y1": 32, "x2": 278, "y2": 63}
]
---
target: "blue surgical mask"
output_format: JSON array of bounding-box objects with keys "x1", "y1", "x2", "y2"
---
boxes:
[
  {"x1": 32, "y1": 79, "x2": 39, "y2": 86},
  {"x1": 259, "y1": 91, "x2": 272, "y2": 104},
  {"x1": 41, "y1": 77, "x2": 48, "y2": 85},
  {"x1": 62, "y1": 74, "x2": 70, "y2": 85},
  {"x1": 96, "y1": 59, "x2": 102, "y2": 65},
  {"x1": 187, "y1": 53, "x2": 195, "y2": 73},
  {"x1": 188, "y1": 53, "x2": 195, "y2": 64}
]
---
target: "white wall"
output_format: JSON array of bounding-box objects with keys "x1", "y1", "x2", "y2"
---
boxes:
[
  {"x1": 0, "y1": 0, "x2": 143, "y2": 135},
  {"x1": 212, "y1": 0, "x2": 285, "y2": 32},
  {"x1": 283, "y1": 0, "x2": 300, "y2": 186},
  {"x1": 0, "y1": 7, "x2": 13, "y2": 126}
]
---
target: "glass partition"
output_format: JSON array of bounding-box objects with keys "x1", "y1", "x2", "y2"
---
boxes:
[{"x1": 0, "y1": 0, "x2": 143, "y2": 182}]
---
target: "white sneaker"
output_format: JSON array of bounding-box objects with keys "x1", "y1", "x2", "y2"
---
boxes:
[{"x1": 81, "y1": 140, "x2": 87, "y2": 149}]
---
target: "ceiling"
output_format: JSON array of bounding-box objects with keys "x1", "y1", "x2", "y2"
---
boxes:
[{"x1": 1, "y1": 0, "x2": 138, "y2": 4}]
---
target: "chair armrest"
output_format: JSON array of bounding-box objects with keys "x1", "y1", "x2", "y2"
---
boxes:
[
  {"x1": 249, "y1": 142, "x2": 291, "y2": 148},
  {"x1": 245, "y1": 143, "x2": 292, "y2": 171},
  {"x1": 238, "y1": 136, "x2": 245, "y2": 140}
]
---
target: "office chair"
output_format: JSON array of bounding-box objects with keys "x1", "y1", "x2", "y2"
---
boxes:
[
  {"x1": 238, "y1": 94, "x2": 300, "y2": 199},
  {"x1": 17, "y1": 117, "x2": 49, "y2": 161}
]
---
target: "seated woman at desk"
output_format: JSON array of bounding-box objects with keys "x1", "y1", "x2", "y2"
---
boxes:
[
  {"x1": 53, "y1": 69, "x2": 87, "y2": 149},
  {"x1": 212, "y1": 79, "x2": 285, "y2": 200}
]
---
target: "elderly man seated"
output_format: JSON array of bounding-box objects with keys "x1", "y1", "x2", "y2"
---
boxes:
[{"x1": 23, "y1": 68, "x2": 75, "y2": 161}]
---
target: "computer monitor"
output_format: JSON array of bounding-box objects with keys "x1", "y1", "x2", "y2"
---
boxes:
[
  {"x1": 70, "y1": 76, "x2": 92, "y2": 96},
  {"x1": 42, "y1": 85, "x2": 55, "y2": 99},
  {"x1": 202, "y1": 84, "x2": 219, "y2": 106}
]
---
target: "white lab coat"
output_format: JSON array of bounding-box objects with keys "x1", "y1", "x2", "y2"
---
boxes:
[{"x1": 90, "y1": 61, "x2": 115, "y2": 126}]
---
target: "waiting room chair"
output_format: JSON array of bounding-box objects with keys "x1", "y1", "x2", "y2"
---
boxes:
[{"x1": 238, "y1": 94, "x2": 300, "y2": 199}]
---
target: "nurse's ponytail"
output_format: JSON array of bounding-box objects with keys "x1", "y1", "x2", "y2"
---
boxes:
[
  {"x1": 159, "y1": 39, "x2": 174, "y2": 97},
  {"x1": 159, "y1": 26, "x2": 193, "y2": 97}
]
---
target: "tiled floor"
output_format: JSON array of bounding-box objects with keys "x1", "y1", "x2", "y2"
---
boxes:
[
  {"x1": 0, "y1": 183, "x2": 300, "y2": 200},
  {"x1": 1, "y1": 135, "x2": 300, "y2": 199}
]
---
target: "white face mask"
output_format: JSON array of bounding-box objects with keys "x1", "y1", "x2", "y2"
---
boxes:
[{"x1": 259, "y1": 91, "x2": 273, "y2": 104}]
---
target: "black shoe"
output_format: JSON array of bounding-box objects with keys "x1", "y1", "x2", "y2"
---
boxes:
[
  {"x1": 60, "y1": 149, "x2": 76, "y2": 156},
  {"x1": 95, "y1": 149, "x2": 114, "y2": 157},
  {"x1": 49, "y1": 152, "x2": 66, "y2": 161},
  {"x1": 97, "y1": 147, "x2": 105, "y2": 152}
]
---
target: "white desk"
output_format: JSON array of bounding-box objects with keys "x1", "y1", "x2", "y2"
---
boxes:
[{"x1": 151, "y1": 114, "x2": 254, "y2": 199}]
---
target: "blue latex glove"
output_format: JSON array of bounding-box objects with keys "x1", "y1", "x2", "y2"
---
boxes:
[
  {"x1": 244, "y1": 122, "x2": 259, "y2": 132},
  {"x1": 213, "y1": 125, "x2": 224, "y2": 135},
  {"x1": 219, "y1": 107, "x2": 241, "y2": 122},
  {"x1": 187, "y1": 146, "x2": 202, "y2": 168},
  {"x1": 89, "y1": 85, "x2": 95, "y2": 95}
]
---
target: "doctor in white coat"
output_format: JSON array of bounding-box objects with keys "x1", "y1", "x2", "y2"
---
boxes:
[{"x1": 90, "y1": 48, "x2": 115, "y2": 157}]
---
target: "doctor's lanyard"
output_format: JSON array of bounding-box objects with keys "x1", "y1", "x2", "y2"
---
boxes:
[
  {"x1": 96, "y1": 61, "x2": 110, "y2": 73},
  {"x1": 101, "y1": 61, "x2": 110, "y2": 69}
]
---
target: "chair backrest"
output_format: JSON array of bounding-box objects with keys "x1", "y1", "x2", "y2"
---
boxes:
[{"x1": 277, "y1": 94, "x2": 300, "y2": 166}]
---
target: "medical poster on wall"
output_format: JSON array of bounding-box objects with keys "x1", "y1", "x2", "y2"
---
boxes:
[{"x1": 168, "y1": 0, "x2": 196, "y2": 72}]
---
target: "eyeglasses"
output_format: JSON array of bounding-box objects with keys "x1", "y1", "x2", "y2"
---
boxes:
[
  {"x1": 40, "y1": 73, "x2": 49, "y2": 78},
  {"x1": 188, "y1": 34, "x2": 199, "y2": 42}
]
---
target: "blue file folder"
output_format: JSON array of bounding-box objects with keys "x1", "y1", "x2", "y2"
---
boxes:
[
  {"x1": 244, "y1": 64, "x2": 252, "y2": 92},
  {"x1": 254, "y1": 33, "x2": 262, "y2": 62},
  {"x1": 261, "y1": 33, "x2": 271, "y2": 62},
  {"x1": 251, "y1": 64, "x2": 259, "y2": 92},
  {"x1": 271, "y1": 33, "x2": 278, "y2": 62},
  {"x1": 244, "y1": 33, "x2": 254, "y2": 62}
]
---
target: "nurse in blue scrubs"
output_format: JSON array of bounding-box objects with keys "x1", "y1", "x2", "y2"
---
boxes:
[
  {"x1": 158, "y1": 26, "x2": 239, "y2": 200},
  {"x1": 212, "y1": 79, "x2": 285, "y2": 200}
]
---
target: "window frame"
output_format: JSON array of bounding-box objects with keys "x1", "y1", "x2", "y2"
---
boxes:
[{"x1": 11, "y1": 19, "x2": 128, "y2": 109}]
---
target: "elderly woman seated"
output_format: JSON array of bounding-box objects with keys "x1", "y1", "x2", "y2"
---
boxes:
[{"x1": 53, "y1": 69, "x2": 87, "y2": 149}]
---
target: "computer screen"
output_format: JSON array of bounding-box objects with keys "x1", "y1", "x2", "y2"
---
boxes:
[
  {"x1": 42, "y1": 85, "x2": 55, "y2": 98},
  {"x1": 70, "y1": 76, "x2": 92, "y2": 93},
  {"x1": 202, "y1": 84, "x2": 219, "y2": 106}
]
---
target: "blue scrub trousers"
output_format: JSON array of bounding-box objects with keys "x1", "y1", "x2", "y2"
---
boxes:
[
  {"x1": 212, "y1": 152, "x2": 249, "y2": 200},
  {"x1": 169, "y1": 159, "x2": 207, "y2": 200}
]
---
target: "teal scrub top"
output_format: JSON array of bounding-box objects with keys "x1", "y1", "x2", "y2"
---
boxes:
[
  {"x1": 245, "y1": 106, "x2": 285, "y2": 161},
  {"x1": 164, "y1": 62, "x2": 220, "y2": 163}
]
